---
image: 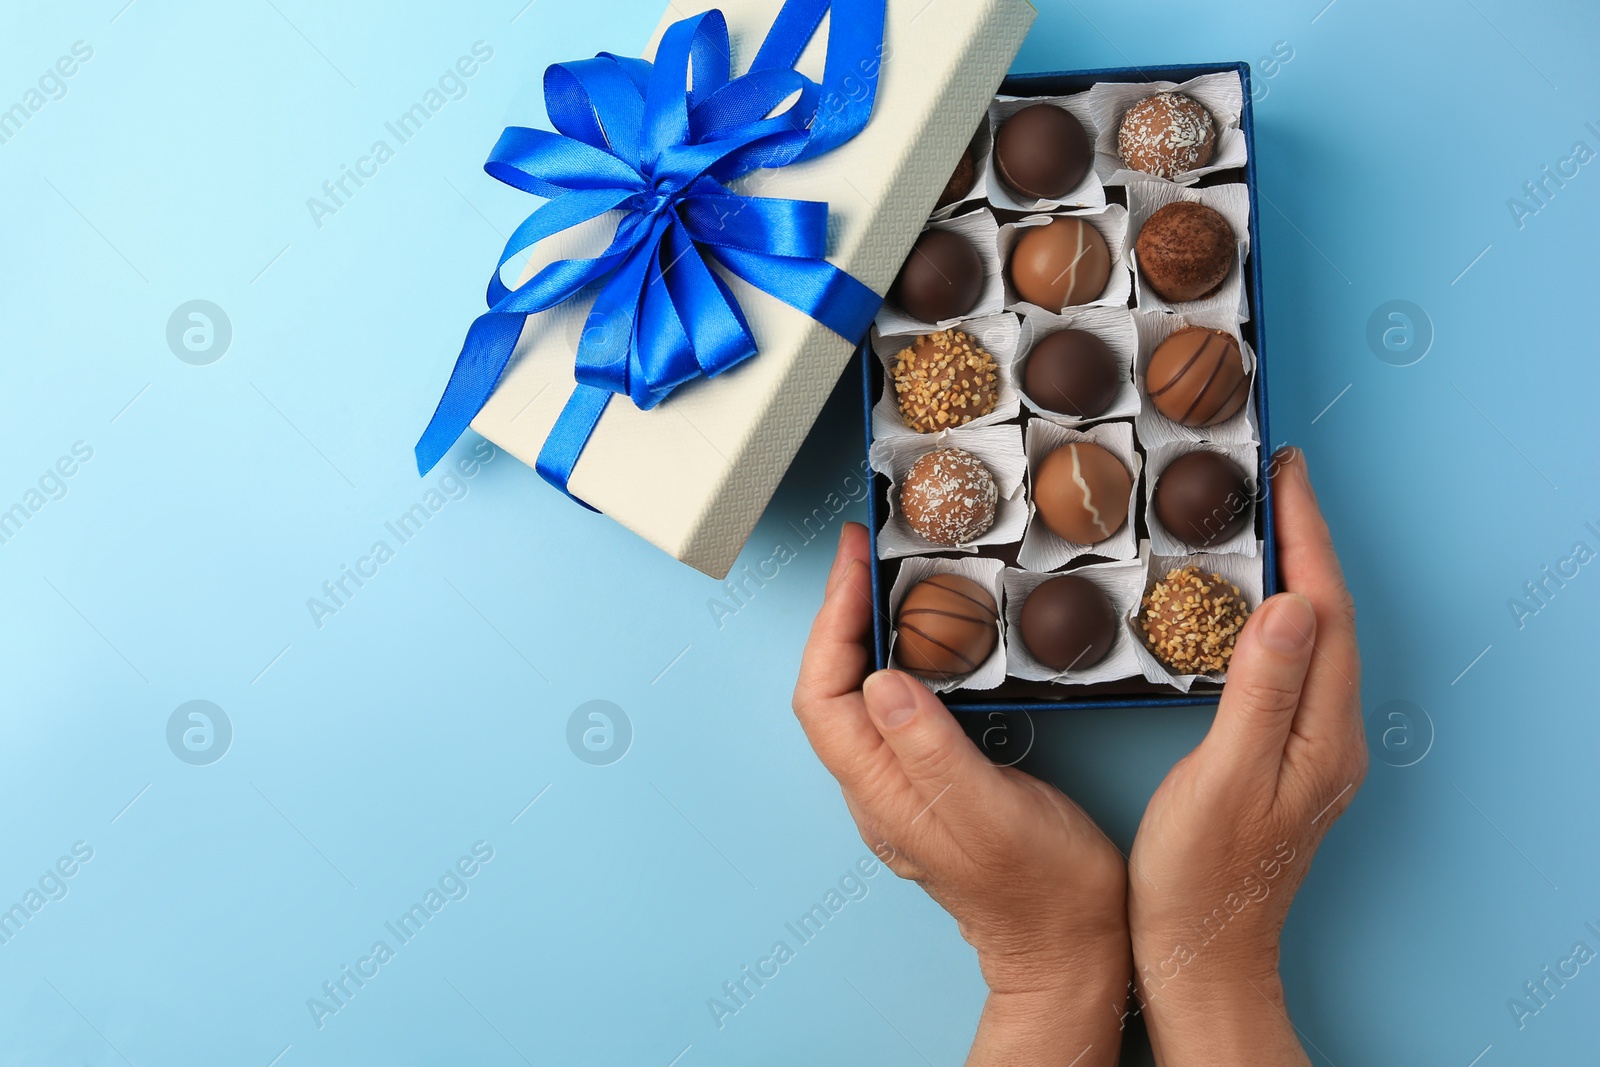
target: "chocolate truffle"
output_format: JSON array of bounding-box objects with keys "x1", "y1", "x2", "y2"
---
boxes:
[
  {"x1": 935, "y1": 127, "x2": 984, "y2": 210},
  {"x1": 994, "y1": 103, "x2": 1092, "y2": 201},
  {"x1": 1022, "y1": 330, "x2": 1120, "y2": 419},
  {"x1": 1135, "y1": 201, "x2": 1235, "y2": 303},
  {"x1": 1145, "y1": 326, "x2": 1250, "y2": 427},
  {"x1": 895, "y1": 574, "x2": 1000, "y2": 680},
  {"x1": 892, "y1": 330, "x2": 1000, "y2": 433},
  {"x1": 1139, "y1": 566, "x2": 1250, "y2": 675},
  {"x1": 1154, "y1": 450, "x2": 1251, "y2": 549},
  {"x1": 900, "y1": 448, "x2": 998, "y2": 546},
  {"x1": 1032, "y1": 441, "x2": 1131, "y2": 545},
  {"x1": 1019, "y1": 574, "x2": 1118, "y2": 672},
  {"x1": 1009, "y1": 217, "x2": 1111, "y2": 309},
  {"x1": 1117, "y1": 92, "x2": 1216, "y2": 179},
  {"x1": 891, "y1": 229, "x2": 984, "y2": 323}
]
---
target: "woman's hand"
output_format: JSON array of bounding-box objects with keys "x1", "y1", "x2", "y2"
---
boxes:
[
  {"x1": 1127, "y1": 447, "x2": 1367, "y2": 1066},
  {"x1": 793, "y1": 522, "x2": 1130, "y2": 1066}
]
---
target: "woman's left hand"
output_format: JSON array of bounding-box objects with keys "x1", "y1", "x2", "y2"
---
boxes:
[{"x1": 793, "y1": 522, "x2": 1131, "y2": 1066}]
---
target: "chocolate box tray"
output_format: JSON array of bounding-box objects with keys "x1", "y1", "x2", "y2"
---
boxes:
[{"x1": 863, "y1": 61, "x2": 1280, "y2": 711}]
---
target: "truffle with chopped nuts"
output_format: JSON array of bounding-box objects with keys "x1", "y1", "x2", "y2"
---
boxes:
[
  {"x1": 892, "y1": 330, "x2": 1000, "y2": 433},
  {"x1": 1138, "y1": 565, "x2": 1250, "y2": 675}
]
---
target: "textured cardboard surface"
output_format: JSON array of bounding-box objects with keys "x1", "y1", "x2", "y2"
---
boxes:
[{"x1": 470, "y1": 0, "x2": 1036, "y2": 577}]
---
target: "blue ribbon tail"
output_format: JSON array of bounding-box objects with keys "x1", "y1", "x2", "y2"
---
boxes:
[
  {"x1": 535, "y1": 384, "x2": 613, "y2": 508},
  {"x1": 414, "y1": 312, "x2": 527, "y2": 475},
  {"x1": 712, "y1": 245, "x2": 882, "y2": 343}
]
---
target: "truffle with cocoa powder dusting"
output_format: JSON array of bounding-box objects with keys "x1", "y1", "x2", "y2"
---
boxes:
[{"x1": 1135, "y1": 201, "x2": 1235, "y2": 303}]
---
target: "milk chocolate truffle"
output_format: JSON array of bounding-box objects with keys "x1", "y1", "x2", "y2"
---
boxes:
[
  {"x1": 895, "y1": 574, "x2": 1000, "y2": 680},
  {"x1": 891, "y1": 229, "x2": 984, "y2": 323},
  {"x1": 1019, "y1": 574, "x2": 1117, "y2": 672},
  {"x1": 900, "y1": 448, "x2": 998, "y2": 546},
  {"x1": 995, "y1": 103, "x2": 1092, "y2": 201},
  {"x1": 1117, "y1": 92, "x2": 1216, "y2": 179},
  {"x1": 935, "y1": 127, "x2": 984, "y2": 210},
  {"x1": 1154, "y1": 450, "x2": 1250, "y2": 549},
  {"x1": 1022, "y1": 330, "x2": 1120, "y2": 419},
  {"x1": 1032, "y1": 441, "x2": 1131, "y2": 545},
  {"x1": 1145, "y1": 326, "x2": 1250, "y2": 427},
  {"x1": 1139, "y1": 565, "x2": 1250, "y2": 675},
  {"x1": 1009, "y1": 217, "x2": 1111, "y2": 309},
  {"x1": 892, "y1": 330, "x2": 1000, "y2": 433},
  {"x1": 1135, "y1": 201, "x2": 1234, "y2": 303}
]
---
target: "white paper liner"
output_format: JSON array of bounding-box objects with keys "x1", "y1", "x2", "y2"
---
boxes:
[
  {"x1": 1017, "y1": 420, "x2": 1141, "y2": 571},
  {"x1": 929, "y1": 121, "x2": 993, "y2": 222},
  {"x1": 888, "y1": 555, "x2": 1008, "y2": 695},
  {"x1": 1084, "y1": 72, "x2": 1248, "y2": 188},
  {"x1": 1001, "y1": 558, "x2": 1147, "y2": 685},
  {"x1": 1133, "y1": 309, "x2": 1259, "y2": 448},
  {"x1": 997, "y1": 205, "x2": 1131, "y2": 314},
  {"x1": 1126, "y1": 541, "x2": 1265, "y2": 692},
  {"x1": 1126, "y1": 180, "x2": 1252, "y2": 322},
  {"x1": 1015, "y1": 304, "x2": 1140, "y2": 428},
  {"x1": 1144, "y1": 440, "x2": 1260, "y2": 558},
  {"x1": 870, "y1": 313, "x2": 1022, "y2": 442},
  {"x1": 979, "y1": 94, "x2": 1108, "y2": 213},
  {"x1": 875, "y1": 209, "x2": 1006, "y2": 335},
  {"x1": 870, "y1": 424, "x2": 1028, "y2": 560}
]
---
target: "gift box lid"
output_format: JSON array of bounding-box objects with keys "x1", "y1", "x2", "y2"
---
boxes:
[{"x1": 467, "y1": 0, "x2": 1036, "y2": 578}]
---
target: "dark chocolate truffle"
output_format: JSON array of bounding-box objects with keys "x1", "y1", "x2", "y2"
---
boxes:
[
  {"x1": 1009, "y1": 217, "x2": 1111, "y2": 310},
  {"x1": 1145, "y1": 326, "x2": 1250, "y2": 427},
  {"x1": 1154, "y1": 450, "x2": 1251, "y2": 549},
  {"x1": 994, "y1": 103, "x2": 1092, "y2": 201},
  {"x1": 1135, "y1": 201, "x2": 1234, "y2": 303},
  {"x1": 891, "y1": 229, "x2": 984, "y2": 323},
  {"x1": 1117, "y1": 92, "x2": 1216, "y2": 179},
  {"x1": 900, "y1": 448, "x2": 998, "y2": 546},
  {"x1": 935, "y1": 127, "x2": 984, "y2": 210},
  {"x1": 1032, "y1": 441, "x2": 1131, "y2": 545},
  {"x1": 1139, "y1": 566, "x2": 1250, "y2": 675},
  {"x1": 1022, "y1": 330, "x2": 1120, "y2": 419},
  {"x1": 895, "y1": 574, "x2": 1000, "y2": 680},
  {"x1": 1019, "y1": 574, "x2": 1118, "y2": 672},
  {"x1": 892, "y1": 329, "x2": 1000, "y2": 433}
]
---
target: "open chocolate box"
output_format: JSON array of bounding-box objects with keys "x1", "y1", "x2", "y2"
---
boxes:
[{"x1": 863, "y1": 62, "x2": 1280, "y2": 711}]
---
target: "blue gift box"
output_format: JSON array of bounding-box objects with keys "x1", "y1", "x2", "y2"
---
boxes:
[{"x1": 864, "y1": 62, "x2": 1279, "y2": 711}]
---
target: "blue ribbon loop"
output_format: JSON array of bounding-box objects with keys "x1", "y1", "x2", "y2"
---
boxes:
[{"x1": 415, "y1": 0, "x2": 888, "y2": 506}]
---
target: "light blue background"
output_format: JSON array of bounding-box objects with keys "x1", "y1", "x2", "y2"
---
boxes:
[{"x1": 2, "y1": 0, "x2": 1596, "y2": 1063}]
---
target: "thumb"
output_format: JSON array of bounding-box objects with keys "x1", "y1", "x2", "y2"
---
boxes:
[
  {"x1": 1200, "y1": 592, "x2": 1317, "y2": 783},
  {"x1": 862, "y1": 670, "x2": 995, "y2": 809}
]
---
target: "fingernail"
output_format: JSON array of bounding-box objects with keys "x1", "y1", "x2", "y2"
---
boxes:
[
  {"x1": 864, "y1": 671, "x2": 918, "y2": 729},
  {"x1": 1260, "y1": 594, "x2": 1315, "y2": 654}
]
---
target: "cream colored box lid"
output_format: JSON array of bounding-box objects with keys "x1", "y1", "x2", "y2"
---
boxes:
[{"x1": 470, "y1": 0, "x2": 1035, "y2": 578}]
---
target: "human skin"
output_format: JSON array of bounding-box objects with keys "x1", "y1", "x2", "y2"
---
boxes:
[
  {"x1": 793, "y1": 524, "x2": 1130, "y2": 1066},
  {"x1": 792, "y1": 447, "x2": 1363, "y2": 1064},
  {"x1": 1128, "y1": 446, "x2": 1366, "y2": 1065}
]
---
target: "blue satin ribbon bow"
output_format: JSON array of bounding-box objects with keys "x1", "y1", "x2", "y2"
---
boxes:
[{"x1": 414, "y1": 0, "x2": 888, "y2": 504}]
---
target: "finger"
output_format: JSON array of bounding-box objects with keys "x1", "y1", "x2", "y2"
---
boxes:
[
  {"x1": 861, "y1": 670, "x2": 996, "y2": 814},
  {"x1": 794, "y1": 526, "x2": 875, "y2": 705},
  {"x1": 827, "y1": 520, "x2": 870, "y2": 594},
  {"x1": 791, "y1": 529, "x2": 895, "y2": 795},
  {"x1": 1200, "y1": 592, "x2": 1317, "y2": 785},
  {"x1": 1271, "y1": 448, "x2": 1362, "y2": 746}
]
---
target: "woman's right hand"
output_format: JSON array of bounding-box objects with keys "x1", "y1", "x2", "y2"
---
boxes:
[{"x1": 1128, "y1": 447, "x2": 1367, "y2": 1066}]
